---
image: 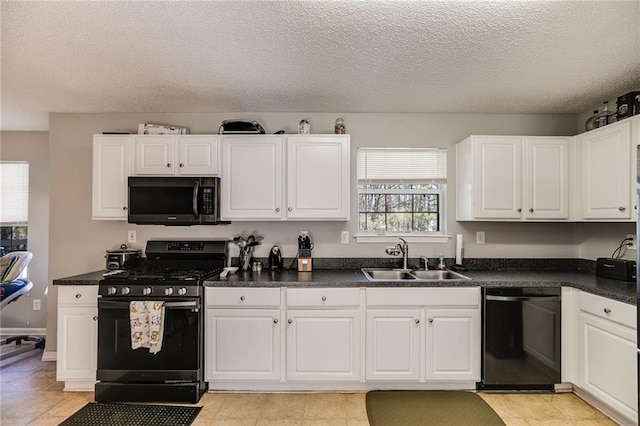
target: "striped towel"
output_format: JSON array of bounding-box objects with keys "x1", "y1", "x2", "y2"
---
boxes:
[{"x1": 129, "y1": 301, "x2": 165, "y2": 354}]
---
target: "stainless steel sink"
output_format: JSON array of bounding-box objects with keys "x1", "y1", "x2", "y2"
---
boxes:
[
  {"x1": 361, "y1": 268, "x2": 470, "y2": 281},
  {"x1": 410, "y1": 269, "x2": 471, "y2": 281},
  {"x1": 361, "y1": 268, "x2": 417, "y2": 281}
]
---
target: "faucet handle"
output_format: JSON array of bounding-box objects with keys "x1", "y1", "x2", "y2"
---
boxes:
[{"x1": 385, "y1": 246, "x2": 399, "y2": 256}]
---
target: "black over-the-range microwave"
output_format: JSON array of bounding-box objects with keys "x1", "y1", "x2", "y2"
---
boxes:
[{"x1": 127, "y1": 176, "x2": 225, "y2": 225}]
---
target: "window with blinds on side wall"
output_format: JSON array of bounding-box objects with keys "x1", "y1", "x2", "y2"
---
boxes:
[
  {"x1": 0, "y1": 162, "x2": 29, "y2": 256},
  {"x1": 357, "y1": 148, "x2": 447, "y2": 238}
]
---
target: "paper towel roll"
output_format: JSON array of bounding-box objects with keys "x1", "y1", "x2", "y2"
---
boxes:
[{"x1": 455, "y1": 234, "x2": 463, "y2": 265}]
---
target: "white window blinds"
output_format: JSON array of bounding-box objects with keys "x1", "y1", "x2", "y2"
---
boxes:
[
  {"x1": 357, "y1": 148, "x2": 447, "y2": 182},
  {"x1": 0, "y1": 162, "x2": 29, "y2": 224}
]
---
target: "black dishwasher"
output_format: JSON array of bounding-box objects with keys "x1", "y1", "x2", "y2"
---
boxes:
[{"x1": 478, "y1": 287, "x2": 561, "y2": 391}]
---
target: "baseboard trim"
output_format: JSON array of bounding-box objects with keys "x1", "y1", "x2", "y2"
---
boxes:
[
  {"x1": 0, "y1": 327, "x2": 46, "y2": 337},
  {"x1": 42, "y1": 350, "x2": 56, "y2": 362}
]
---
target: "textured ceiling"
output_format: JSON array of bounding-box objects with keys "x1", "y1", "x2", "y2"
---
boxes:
[{"x1": 2, "y1": 0, "x2": 640, "y2": 131}]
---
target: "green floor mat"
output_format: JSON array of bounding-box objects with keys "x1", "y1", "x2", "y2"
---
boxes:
[{"x1": 366, "y1": 390, "x2": 506, "y2": 426}]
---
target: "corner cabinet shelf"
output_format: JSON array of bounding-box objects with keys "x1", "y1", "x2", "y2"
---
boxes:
[{"x1": 220, "y1": 134, "x2": 350, "y2": 221}]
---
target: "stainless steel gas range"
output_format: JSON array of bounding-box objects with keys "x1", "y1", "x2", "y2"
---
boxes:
[{"x1": 95, "y1": 240, "x2": 226, "y2": 404}]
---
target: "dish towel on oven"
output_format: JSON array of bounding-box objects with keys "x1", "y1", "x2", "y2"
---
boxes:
[{"x1": 130, "y1": 301, "x2": 165, "y2": 354}]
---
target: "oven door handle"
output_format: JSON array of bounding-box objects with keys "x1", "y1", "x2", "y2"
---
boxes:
[
  {"x1": 485, "y1": 295, "x2": 560, "y2": 302},
  {"x1": 98, "y1": 300, "x2": 200, "y2": 309},
  {"x1": 193, "y1": 180, "x2": 200, "y2": 219}
]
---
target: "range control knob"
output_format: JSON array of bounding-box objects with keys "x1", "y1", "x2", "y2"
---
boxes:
[
  {"x1": 107, "y1": 287, "x2": 117, "y2": 295},
  {"x1": 165, "y1": 287, "x2": 174, "y2": 296},
  {"x1": 121, "y1": 287, "x2": 131, "y2": 295},
  {"x1": 178, "y1": 287, "x2": 188, "y2": 296},
  {"x1": 142, "y1": 287, "x2": 152, "y2": 296}
]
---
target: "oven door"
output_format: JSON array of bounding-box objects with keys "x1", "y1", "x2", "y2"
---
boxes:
[{"x1": 97, "y1": 297, "x2": 203, "y2": 383}]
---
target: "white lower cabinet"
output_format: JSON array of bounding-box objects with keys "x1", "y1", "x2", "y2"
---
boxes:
[
  {"x1": 365, "y1": 287, "x2": 481, "y2": 384},
  {"x1": 366, "y1": 309, "x2": 421, "y2": 381},
  {"x1": 576, "y1": 292, "x2": 637, "y2": 423},
  {"x1": 286, "y1": 309, "x2": 360, "y2": 381},
  {"x1": 425, "y1": 308, "x2": 480, "y2": 381},
  {"x1": 286, "y1": 288, "x2": 361, "y2": 381},
  {"x1": 56, "y1": 286, "x2": 98, "y2": 391},
  {"x1": 206, "y1": 309, "x2": 281, "y2": 381},
  {"x1": 205, "y1": 288, "x2": 281, "y2": 384}
]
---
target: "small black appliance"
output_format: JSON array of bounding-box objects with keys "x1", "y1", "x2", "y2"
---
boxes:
[{"x1": 268, "y1": 245, "x2": 282, "y2": 270}]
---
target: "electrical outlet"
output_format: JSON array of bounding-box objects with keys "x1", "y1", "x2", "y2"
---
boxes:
[
  {"x1": 627, "y1": 234, "x2": 637, "y2": 250},
  {"x1": 476, "y1": 231, "x2": 485, "y2": 245},
  {"x1": 33, "y1": 299, "x2": 41, "y2": 311},
  {"x1": 128, "y1": 230, "x2": 137, "y2": 244},
  {"x1": 341, "y1": 231, "x2": 350, "y2": 244}
]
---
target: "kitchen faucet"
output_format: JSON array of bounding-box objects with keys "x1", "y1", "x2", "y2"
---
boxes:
[{"x1": 385, "y1": 238, "x2": 409, "y2": 270}]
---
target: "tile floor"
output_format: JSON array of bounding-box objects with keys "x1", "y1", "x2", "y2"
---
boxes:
[{"x1": 0, "y1": 350, "x2": 617, "y2": 426}]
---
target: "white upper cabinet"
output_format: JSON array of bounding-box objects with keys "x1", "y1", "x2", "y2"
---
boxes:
[
  {"x1": 134, "y1": 135, "x2": 219, "y2": 176},
  {"x1": 221, "y1": 136, "x2": 283, "y2": 220},
  {"x1": 221, "y1": 134, "x2": 350, "y2": 221},
  {"x1": 92, "y1": 135, "x2": 133, "y2": 220},
  {"x1": 576, "y1": 120, "x2": 632, "y2": 220},
  {"x1": 456, "y1": 136, "x2": 569, "y2": 221},
  {"x1": 286, "y1": 135, "x2": 350, "y2": 220}
]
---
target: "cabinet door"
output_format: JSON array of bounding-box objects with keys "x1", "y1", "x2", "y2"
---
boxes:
[
  {"x1": 92, "y1": 135, "x2": 132, "y2": 219},
  {"x1": 205, "y1": 309, "x2": 281, "y2": 381},
  {"x1": 56, "y1": 306, "x2": 98, "y2": 381},
  {"x1": 366, "y1": 309, "x2": 421, "y2": 381},
  {"x1": 177, "y1": 136, "x2": 219, "y2": 176},
  {"x1": 580, "y1": 121, "x2": 632, "y2": 220},
  {"x1": 221, "y1": 136, "x2": 283, "y2": 220},
  {"x1": 578, "y1": 312, "x2": 637, "y2": 420},
  {"x1": 425, "y1": 309, "x2": 480, "y2": 381},
  {"x1": 134, "y1": 136, "x2": 176, "y2": 175},
  {"x1": 286, "y1": 310, "x2": 360, "y2": 381},
  {"x1": 286, "y1": 136, "x2": 350, "y2": 220},
  {"x1": 473, "y1": 137, "x2": 522, "y2": 219},
  {"x1": 523, "y1": 137, "x2": 569, "y2": 219}
]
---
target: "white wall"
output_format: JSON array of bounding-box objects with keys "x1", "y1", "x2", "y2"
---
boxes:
[
  {"x1": 0, "y1": 131, "x2": 50, "y2": 330},
  {"x1": 46, "y1": 111, "x2": 635, "y2": 351}
]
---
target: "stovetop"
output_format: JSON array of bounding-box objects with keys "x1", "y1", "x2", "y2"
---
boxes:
[{"x1": 102, "y1": 265, "x2": 222, "y2": 282}]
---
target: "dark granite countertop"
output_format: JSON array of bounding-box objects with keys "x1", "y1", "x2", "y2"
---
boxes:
[{"x1": 53, "y1": 268, "x2": 637, "y2": 306}]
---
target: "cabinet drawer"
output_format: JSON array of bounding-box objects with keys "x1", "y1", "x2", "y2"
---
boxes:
[
  {"x1": 206, "y1": 287, "x2": 280, "y2": 308},
  {"x1": 58, "y1": 286, "x2": 98, "y2": 307},
  {"x1": 579, "y1": 291, "x2": 636, "y2": 329},
  {"x1": 366, "y1": 287, "x2": 480, "y2": 307},
  {"x1": 287, "y1": 288, "x2": 360, "y2": 307}
]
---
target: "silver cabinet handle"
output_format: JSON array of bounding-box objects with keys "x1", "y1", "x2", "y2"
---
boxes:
[
  {"x1": 428, "y1": 318, "x2": 433, "y2": 323},
  {"x1": 179, "y1": 163, "x2": 184, "y2": 167},
  {"x1": 288, "y1": 207, "x2": 292, "y2": 211},
  {"x1": 273, "y1": 318, "x2": 278, "y2": 324},
  {"x1": 415, "y1": 319, "x2": 420, "y2": 324},
  {"x1": 122, "y1": 206, "x2": 128, "y2": 211},
  {"x1": 604, "y1": 308, "x2": 611, "y2": 314},
  {"x1": 276, "y1": 208, "x2": 280, "y2": 212},
  {"x1": 288, "y1": 319, "x2": 292, "y2": 324},
  {"x1": 529, "y1": 208, "x2": 534, "y2": 213},
  {"x1": 517, "y1": 208, "x2": 522, "y2": 212},
  {"x1": 321, "y1": 296, "x2": 327, "y2": 301},
  {"x1": 619, "y1": 206, "x2": 626, "y2": 212},
  {"x1": 93, "y1": 316, "x2": 98, "y2": 321},
  {"x1": 75, "y1": 294, "x2": 82, "y2": 299},
  {"x1": 167, "y1": 163, "x2": 172, "y2": 168},
  {"x1": 240, "y1": 296, "x2": 245, "y2": 301}
]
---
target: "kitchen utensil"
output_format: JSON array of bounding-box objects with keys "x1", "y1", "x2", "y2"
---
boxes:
[
  {"x1": 219, "y1": 266, "x2": 239, "y2": 278},
  {"x1": 268, "y1": 246, "x2": 282, "y2": 270}
]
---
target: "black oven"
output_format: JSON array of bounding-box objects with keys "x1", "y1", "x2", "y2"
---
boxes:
[
  {"x1": 95, "y1": 240, "x2": 226, "y2": 404},
  {"x1": 95, "y1": 296, "x2": 204, "y2": 403}
]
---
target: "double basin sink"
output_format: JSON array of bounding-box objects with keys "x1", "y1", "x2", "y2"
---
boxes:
[{"x1": 362, "y1": 268, "x2": 471, "y2": 282}]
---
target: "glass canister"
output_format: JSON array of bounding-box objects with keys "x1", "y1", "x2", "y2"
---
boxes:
[
  {"x1": 334, "y1": 118, "x2": 345, "y2": 134},
  {"x1": 585, "y1": 110, "x2": 598, "y2": 131}
]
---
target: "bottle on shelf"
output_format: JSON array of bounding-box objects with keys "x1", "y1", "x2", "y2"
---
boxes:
[
  {"x1": 585, "y1": 110, "x2": 598, "y2": 131},
  {"x1": 594, "y1": 101, "x2": 616, "y2": 128}
]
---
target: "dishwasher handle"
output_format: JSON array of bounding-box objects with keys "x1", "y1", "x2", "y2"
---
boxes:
[{"x1": 486, "y1": 295, "x2": 560, "y2": 302}]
